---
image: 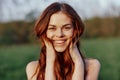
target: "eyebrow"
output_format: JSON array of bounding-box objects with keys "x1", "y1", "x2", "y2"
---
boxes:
[
  {"x1": 63, "y1": 24, "x2": 73, "y2": 27},
  {"x1": 48, "y1": 24, "x2": 56, "y2": 27},
  {"x1": 48, "y1": 24, "x2": 72, "y2": 27}
]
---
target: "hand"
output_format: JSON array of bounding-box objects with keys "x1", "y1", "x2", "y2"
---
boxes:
[
  {"x1": 69, "y1": 42, "x2": 84, "y2": 80},
  {"x1": 69, "y1": 42, "x2": 83, "y2": 64},
  {"x1": 43, "y1": 39, "x2": 56, "y2": 61},
  {"x1": 44, "y1": 39, "x2": 56, "y2": 80}
]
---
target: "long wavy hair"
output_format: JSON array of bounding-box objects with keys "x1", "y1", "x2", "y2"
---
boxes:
[{"x1": 34, "y1": 2, "x2": 85, "y2": 80}]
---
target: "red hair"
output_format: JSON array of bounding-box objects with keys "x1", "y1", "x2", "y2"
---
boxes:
[{"x1": 34, "y1": 2, "x2": 85, "y2": 80}]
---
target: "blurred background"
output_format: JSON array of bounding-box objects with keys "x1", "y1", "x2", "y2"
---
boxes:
[{"x1": 0, "y1": 0, "x2": 120, "y2": 80}]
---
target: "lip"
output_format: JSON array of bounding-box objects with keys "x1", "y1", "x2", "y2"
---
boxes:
[{"x1": 53, "y1": 40, "x2": 66, "y2": 45}]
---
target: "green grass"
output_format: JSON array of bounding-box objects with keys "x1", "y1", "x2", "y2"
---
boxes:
[
  {"x1": 0, "y1": 38, "x2": 120, "y2": 80},
  {"x1": 81, "y1": 38, "x2": 120, "y2": 80},
  {"x1": 0, "y1": 44, "x2": 40, "y2": 80}
]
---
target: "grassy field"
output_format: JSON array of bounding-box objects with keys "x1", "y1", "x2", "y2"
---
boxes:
[{"x1": 0, "y1": 38, "x2": 120, "y2": 80}]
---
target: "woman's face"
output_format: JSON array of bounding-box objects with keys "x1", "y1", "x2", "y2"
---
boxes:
[{"x1": 46, "y1": 11, "x2": 74, "y2": 52}]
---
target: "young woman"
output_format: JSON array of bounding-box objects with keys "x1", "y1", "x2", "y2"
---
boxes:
[{"x1": 26, "y1": 2, "x2": 101, "y2": 80}]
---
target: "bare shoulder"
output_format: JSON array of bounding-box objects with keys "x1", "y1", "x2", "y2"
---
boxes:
[
  {"x1": 85, "y1": 58, "x2": 101, "y2": 69},
  {"x1": 85, "y1": 58, "x2": 101, "y2": 80},
  {"x1": 26, "y1": 61, "x2": 39, "y2": 80}
]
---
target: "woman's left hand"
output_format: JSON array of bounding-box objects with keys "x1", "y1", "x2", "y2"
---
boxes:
[
  {"x1": 69, "y1": 42, "x2": 84, "y2": 80},
  {"x1": 69, "y1": 42, "x2": 83, "y2": 63}
]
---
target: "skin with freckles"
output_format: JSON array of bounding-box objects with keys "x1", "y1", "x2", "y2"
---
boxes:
[{"x1": 47, "y1": 11, "x2": 73, "y2": 52}]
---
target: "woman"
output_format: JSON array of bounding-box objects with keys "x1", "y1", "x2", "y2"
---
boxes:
[{"x1": 26, "y1": 2, "x2": 100, "y2": 80}]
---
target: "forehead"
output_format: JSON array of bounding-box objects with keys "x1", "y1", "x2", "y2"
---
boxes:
[{"x1": 49, "y1": 11, "x2": 72, "y2": 25}]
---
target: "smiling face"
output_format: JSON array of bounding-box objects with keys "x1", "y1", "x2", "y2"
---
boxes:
[{"x1": 46, "y1": 11, "x2": 74, "y2": 52}]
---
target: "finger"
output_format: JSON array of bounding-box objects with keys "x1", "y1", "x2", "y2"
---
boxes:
[
  {"x1": 69, "y1": 42, "x2": 73, "y2": 49},
  {"x1": 43, "y1": 38, "x2": 55, "y2": 53},
  {"x1": 69, "y1": 42, "x2": 76, "y2": 50},
  {"x1": 43, "y1": 39, "x2": 48, "y2": 46},
  {"x1": 43, "y1": 38, "x2": 52, "y2": 47},
  {"x1": 69, "y1": 42, "x2": 74, "y2": 56}
]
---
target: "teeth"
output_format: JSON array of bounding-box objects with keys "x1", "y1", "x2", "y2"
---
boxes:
[{"x1": 54, "y1": 40, "x2": 65, "y2": 44}]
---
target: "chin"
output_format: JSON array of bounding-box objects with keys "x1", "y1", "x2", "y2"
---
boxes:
[{"x1": 54, "y1": 47, "x2": 66, "y2": 52}]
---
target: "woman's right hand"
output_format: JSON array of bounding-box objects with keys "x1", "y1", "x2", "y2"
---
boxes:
[
  {"x1": 44, "y1": 39, "x2": 56, "y2": 61},
  {"x1": 44, "y1": 39, "x2": 56, "y2": 80}
]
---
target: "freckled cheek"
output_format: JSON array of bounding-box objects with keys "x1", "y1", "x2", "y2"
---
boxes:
[
  {"x1": 46, "y1": 31, "x2": 54, "y2": 39},
  {"x1": 64, "y1": 30, "x2": 74, "y2": 38}
]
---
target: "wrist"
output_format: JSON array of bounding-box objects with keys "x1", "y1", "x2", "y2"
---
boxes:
[
  {"x1": 46, "y1": 57, "x2": 55, "y2": 63},
  {"x1": 46, "y1": 50, "x2": 55, "y2": 60},
  {"x1": 72, "y1": 54, "x2": 83, "y2": 62},
  {"x1": 74, "y1": 57, "x2": 84, "y2": 65}
]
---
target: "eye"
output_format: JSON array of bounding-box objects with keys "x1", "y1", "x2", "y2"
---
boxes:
[
  {"x1": 65, "y1": 27, "x2": 71, "y2": 29},
  {"x1": 48, "y1": 27, "x2": 56, "y2": 31},
  {"x1": 63, "y1": 26, "x2": 72, "y2": 31}
]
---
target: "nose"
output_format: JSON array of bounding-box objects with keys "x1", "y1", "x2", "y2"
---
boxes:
[{"x1": 56, "y1": 29, "x2": 64, "y2": 37}]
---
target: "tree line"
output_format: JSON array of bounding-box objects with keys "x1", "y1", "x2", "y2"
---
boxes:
[
  {"x1": 0, "y1": 16, "x2": 120, "y2": 45},
  {"x1": 83, "y1": 16, "x2": 120, "y2": 38}
]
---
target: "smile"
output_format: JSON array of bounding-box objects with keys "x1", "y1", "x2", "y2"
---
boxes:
[{"x1": 53, "y1": 40, "x2": 66, "y2": 45}]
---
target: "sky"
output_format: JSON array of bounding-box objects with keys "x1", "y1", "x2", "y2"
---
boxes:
[{"x1": 0, "y1": 0, "x2": 120, "y2": 22}]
